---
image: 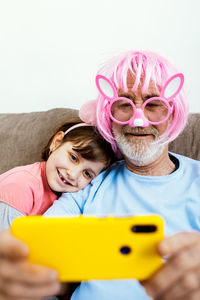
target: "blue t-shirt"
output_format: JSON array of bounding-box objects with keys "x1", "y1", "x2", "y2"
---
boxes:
[{"x1": 45, "y1": 153, "x2": 200, "y2": 300}]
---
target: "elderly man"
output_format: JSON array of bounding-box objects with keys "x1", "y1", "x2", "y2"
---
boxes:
[{"x1": 1, "y1": 50, "x2": 200, "y2": 300}]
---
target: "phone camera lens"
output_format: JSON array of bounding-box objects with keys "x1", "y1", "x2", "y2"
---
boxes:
[
  {"x1": 120, "y1": 246, "x2": 131, "y2": 255},
  {"x1": 131, "y1": 225, "x2": 157, "y2": 233}
]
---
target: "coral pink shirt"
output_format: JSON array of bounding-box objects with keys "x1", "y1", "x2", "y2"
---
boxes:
[{"x1": 0, "y1": 162, "x2": 58, "y2": 215}]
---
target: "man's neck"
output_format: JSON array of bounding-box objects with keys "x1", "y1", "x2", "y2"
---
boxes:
[{"x1": 125, "y1": 147, "x2": 176, "y2": 176}]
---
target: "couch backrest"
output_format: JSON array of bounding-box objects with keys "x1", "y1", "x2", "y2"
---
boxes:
[
  {"x1": 0, "y1": 108, "x2": 79, "y2": 174},
  {"x1": 169, "y1": 114, "x2": 200, "y2": 160},
  {"x1": 0, "y1": 109, "x2": 199, "y2": 174}
]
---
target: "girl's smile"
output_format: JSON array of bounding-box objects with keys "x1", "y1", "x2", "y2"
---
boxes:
[{"x1": 57, "y1": 169, "x2": 73, "y2": 186}]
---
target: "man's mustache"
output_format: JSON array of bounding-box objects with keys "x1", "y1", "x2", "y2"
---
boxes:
[{"x1": 122, "y1": 126, "x2": 159, "y2": 137}]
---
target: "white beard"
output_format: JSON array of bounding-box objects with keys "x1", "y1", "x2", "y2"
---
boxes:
[{"x1": 113, "y1": 127, "x2": 165, "y2": 167}]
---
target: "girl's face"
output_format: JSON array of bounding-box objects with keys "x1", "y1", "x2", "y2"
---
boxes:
[{"x1": 46, "y1": 132, "x2": 105, "y2": 193}]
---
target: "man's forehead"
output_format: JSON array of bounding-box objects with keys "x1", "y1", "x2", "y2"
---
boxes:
[
  {"x1": 126, "y1": 71, "x2": 139, "y2": 88},
  {"x1": 127, "y1": 71, "x2": 156, "y2": 88},
  {"x1": 119, "y1": 71, "x2": 160, "y2": 95}
]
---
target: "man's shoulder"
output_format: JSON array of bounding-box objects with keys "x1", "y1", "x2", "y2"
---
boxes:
[
  {"x1": 170, "y1": 152, "x2": 200, "y2": 177},
  {"x1": 171, "y1": 152, "x2": 200, "y2": 165},
  {"x1": 92, "y1": 160, "x2": 125, "y2": 183}
]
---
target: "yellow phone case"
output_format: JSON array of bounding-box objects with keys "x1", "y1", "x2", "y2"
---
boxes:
[{"x1": 11, "y1": 215, "x2": 164, "y2": 281}]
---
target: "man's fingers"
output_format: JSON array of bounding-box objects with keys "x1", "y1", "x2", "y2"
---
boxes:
[
  {"x1": 0, "y1": 278, "x2": 61, "y2": 299},
  {"x1": 143, "y1": 233, "x2": 200, "y2": 299},
  {"x1": 158, "y1": 231, "x2": 200, "y2": 256},
  {"x1": 182, "y1": 288, "x2": 200, "y2": 300},
  {"x1": 155, "y1": 267, "x2": 200, "y2": 300},
  {"x1": 0, "y1": 297, "x2": 42, "y2": 300},
  {"x1": 0, "y1": 259, "x2": 58, "y2": 284},
  {"x1": 0, "y1": 260, "x2": 61, "y2": 299},
  {"x1": 0, "y1": 230, "x2": 62, "y2": 299},
  {"x1": 0, "y1": 230, "x2": 28, "y2": 260}
]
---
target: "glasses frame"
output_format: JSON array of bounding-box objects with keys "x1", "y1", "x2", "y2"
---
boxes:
[
  {"x1": 96, "y1": 73, "x2": 184, "y2": 128},
  {"x1": 109, "y1": 96, "x2": 173, "y2": 126}
]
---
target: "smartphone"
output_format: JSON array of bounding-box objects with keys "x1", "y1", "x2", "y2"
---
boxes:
[{"x1": 11, "y1": 215, "x2": 164, "y2": 281}]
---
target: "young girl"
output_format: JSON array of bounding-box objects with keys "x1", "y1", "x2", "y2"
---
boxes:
[{"x1": 0, "y1": 118, "x2": 115, "y2": 231}]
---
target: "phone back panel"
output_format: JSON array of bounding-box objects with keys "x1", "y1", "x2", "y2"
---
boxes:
[{"x1": 11, "y1": 215, "x2": 164, "y2": 281}]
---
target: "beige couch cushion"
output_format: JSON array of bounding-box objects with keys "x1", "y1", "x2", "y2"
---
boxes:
[
  {"x1": 0, "y1": 108, "x2": 78, "y2": 174},
  {"x1": 169, "y1": 114, "x2": 200, "y2": 160},
  {"x1": 0, "y1": 109, "x2": 199, "y2": 174}
]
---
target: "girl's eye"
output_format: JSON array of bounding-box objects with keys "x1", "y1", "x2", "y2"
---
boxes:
[
  {"x1": 70, "y1": 153, "x2": 78, "y2": 162},
  {"x1": 83, "y1": 170, "x2": 93, "y2": 180}
]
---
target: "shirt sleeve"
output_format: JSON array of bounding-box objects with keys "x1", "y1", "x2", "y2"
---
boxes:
[{"x1": 0, "y1": 202, "x2": 24, "y2": 231}]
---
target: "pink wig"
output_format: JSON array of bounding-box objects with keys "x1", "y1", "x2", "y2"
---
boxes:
[{"x1": 80, "y1": 50, "x2": 189, "y2": 155}]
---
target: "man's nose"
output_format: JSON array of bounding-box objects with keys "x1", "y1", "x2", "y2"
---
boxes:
[
  {"x1": 129, "y1": 108, "x2": 149, "y2": 128},
  {"x1": 134, "y1": 97, "x2": 143, "y2": 109}
]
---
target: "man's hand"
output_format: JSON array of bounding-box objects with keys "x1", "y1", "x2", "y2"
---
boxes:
[
  {"x1": 0, "y1": 229, "x2": 61, "y2": 299},
  {"x1": 143, "y1": 231, "x2": 200, "y2": 300}
]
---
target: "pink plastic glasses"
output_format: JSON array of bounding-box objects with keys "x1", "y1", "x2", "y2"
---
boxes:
[{"x1": 96, "y1": 73, "x2": 184, "y2": 128}]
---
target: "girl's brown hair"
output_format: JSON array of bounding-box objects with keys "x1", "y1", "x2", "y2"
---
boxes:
[{"x1": 42, "y1": 118, "x2": 116, "y2": 169}]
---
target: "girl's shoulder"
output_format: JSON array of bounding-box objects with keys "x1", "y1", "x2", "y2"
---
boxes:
[
  {"x1": 0, "y1": 162, "x2": 47, "y2": 215},
  {"x1": 0, "y1": 162, "x2": 45, "y2": 182}
]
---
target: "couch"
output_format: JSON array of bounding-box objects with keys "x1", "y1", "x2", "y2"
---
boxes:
[{"x1": 0, "y1": 108, "x2": 199, "y2": 175}]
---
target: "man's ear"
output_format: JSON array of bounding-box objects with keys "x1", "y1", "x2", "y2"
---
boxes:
[{"x1": 49, "y1": 131, "x2": 65, "y2": 152}]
